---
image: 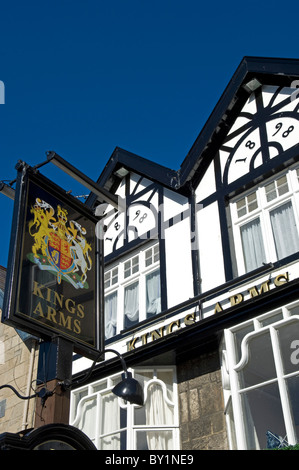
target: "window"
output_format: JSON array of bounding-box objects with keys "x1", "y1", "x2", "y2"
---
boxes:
[
  {"x1": 145, "y1": 244, "x2": 159, "y2": 266},
  {"x1": 236, "y1": 191, "x2": 258, "y2": 217},
  {"x1": 221, "y1": 303, "x2": 299, "y2": 449},
  {"x1": 231, "y1": 167, "x2": 299, "y2": 274},
  {"x1": 124, "y1": 256, "x2": 139, "y2": 278},
  {"x1": 124, "y1": 281, "x2": 139, "y2": 328},
  {"x1": 146, "y1": 270, "x2": 161, "y2": 318},
  {"x1": 104, "y1": 267, "x2": 118, "y2": 289},
  {"x1": 265, "y1": 175, "x2": 289, "y2": 202},
  {"x1": 70, "y1": 367, "x2": 179, "y2": 450},
  {"x1": 104, "y1": 243, "x2": 161, "y2": 340},
  {"x1": 240, "y1": 218, "x2": 266, "y2": 272}
]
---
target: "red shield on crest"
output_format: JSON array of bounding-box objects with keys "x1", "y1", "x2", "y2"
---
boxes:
[{"x1": 48, "y1": 232, "x2": 73, "y2": 271}]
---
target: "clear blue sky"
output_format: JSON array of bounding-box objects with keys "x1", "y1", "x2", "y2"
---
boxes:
[{"x1": 1, "y1": 0, "x2": 299, "y2": 267}]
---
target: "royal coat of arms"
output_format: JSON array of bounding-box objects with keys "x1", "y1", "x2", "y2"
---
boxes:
[{"x1": 27, "y1": 198, "x2": 92, "y2": 289}]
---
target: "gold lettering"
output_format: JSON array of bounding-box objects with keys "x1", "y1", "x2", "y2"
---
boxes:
[
  {"x1": 248, "y1": 286, "x2": 259, "y2": 298},
  {"x1": 214, "y1": 302, "x2": 223, "y2": 314},
  {"x1": 77, "y1": 304, "x2": 85, "y2": 318},
  {"x1": 46, "y1": 287, "x2": 52, "y2": 303},
  {"x1": 31, "y1": 281, "x2": 91, "y2": 337},
  {"x1": 127, "y1": 337, "x2": 139, "y2": 351},
  {"x1": 126, "y1": 310, "x2": 200, "y2": 352},
  {"x1": 58, "y1": 312, "x2": 72, "y2": 330},
  {"x1": 257, "y1": 279, "x2": 271, "y2": 294},
  {"x1": 124, "y1": 270, "x2": 290, "y2": 354},
  {"x1": 33, "y1": 301, "x2": 45, "y2": 317},
  {"x1": 53, "y1": 291, "x2": 64, "y2": 308},
  {"x1": 141, "y1": 333, "x2": 148, "y2": 345},
  {"x1": 248, "y1": 280, "x2": 271, "y2": 298},
  {"x1": 46, "y1": 306, "x2": 57, "y2": 323},
  {"x1": 73, "y1": 319, "x2": 81, "y2": 334},
  {"x1": 65, "y1": 298, "x2": 76, "y2": 314},
  {"x1": 33, "y1": 282, "x2": 44, "y2": 299},
  {"x1": 230, "y1": 293, "x2": 243, "y2": 306},
  {"x1": 274, "y1": 272, "x2": 289, "y2": 286},
  {"x1": 184, "y1": 313, "x2": 196, "y2": 326},
  {"x1": 151, "y1": 327, "x2": 164, "y2": 341},
  {"x1": 166, "y1": 320, "x2": 180, "y2": 334}
]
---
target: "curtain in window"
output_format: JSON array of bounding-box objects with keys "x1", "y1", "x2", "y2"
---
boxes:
[
  {"x1": 76, "y1": 397, "x2": 97, "y2": 442},
  {"x1": 124, "y1": 281, "x2": 139, "y2": 325},
  {"x1": 146, "y1": 270, "x2": 161, "y2": 317},
  {"x1": 105, "y1": 292, "x2": 118, "y2": 339},
  {"x1": 101, "y1": 393, "x2": 120, "y2": 449},
  {"x1": 240, "y1": 217, "x2": 266, "y2": 272},
  {"x1": 145, "y1": 382, "x2": 173, "y2": 450},
  {"x1": 270, "y1": 201, "x2": 299, "y2": 259}
]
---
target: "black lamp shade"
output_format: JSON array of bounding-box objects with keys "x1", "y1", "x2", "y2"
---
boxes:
[{"x1": 112, "y1": 372, "x2": 144, "y2": 406}]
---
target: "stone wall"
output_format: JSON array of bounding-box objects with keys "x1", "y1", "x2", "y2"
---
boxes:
[
  {"x1": 177, "y1": 349, "x2": 228, "y2": 450},
  {"x1": 0, "y1": 321, "x2": 39, "y2": 433},
  {"x1": 0, "y1": 266, "x2": 39, "y2": 434}
]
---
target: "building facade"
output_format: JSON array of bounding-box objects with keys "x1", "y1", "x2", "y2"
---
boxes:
[
  {"x1": 2, "y1": 56, "x2": 299, "y2": 450},
  {"x1": 0, "y1": 266, "x2": 39, "y2": 434},
  {"x1": 68, "y1": 57, "x2": 299, "y2": 450}
]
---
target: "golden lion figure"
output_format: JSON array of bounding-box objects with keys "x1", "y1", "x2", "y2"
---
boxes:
[{"x1": 29, "y1": 198, "x2": 55, "y2": 258}]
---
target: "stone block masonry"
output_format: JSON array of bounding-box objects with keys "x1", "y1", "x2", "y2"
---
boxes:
[{"x1": 177, "y1": 350, "x2": 228, "y2": 450}]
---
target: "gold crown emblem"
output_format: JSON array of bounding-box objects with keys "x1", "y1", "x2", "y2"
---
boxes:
[{"x1": 57, "y1": 205, "x2": 68, "y2": 221}]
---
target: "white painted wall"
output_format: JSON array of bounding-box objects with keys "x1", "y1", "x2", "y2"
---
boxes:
[
  {"x1": 197, "y1": 202, "x2": 225, "y2": 292},
  {"x1": 195, "y1": 160, "x2": 216, "y2": 201},
  {"x1": 164, "y1": 217, "x2": 194, "y2": 308}
]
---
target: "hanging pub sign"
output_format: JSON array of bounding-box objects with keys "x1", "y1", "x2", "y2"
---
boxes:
[{"x1": 2, "y1": 162, "x2": 103, "y2": 359}]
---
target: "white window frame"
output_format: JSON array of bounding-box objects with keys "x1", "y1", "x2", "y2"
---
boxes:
[
  {"x1": 221, "y1": 301, "x2": 299, "y2": 449},
  {"x1": 69, "y1": 366, "x2": 180, "y2": 450},
  {"x1": 231, "y1": 166, "x2": 299, "y2": 275},
  {"x1": 104, "y1": 242, "x2": 161, "y2": 339}
]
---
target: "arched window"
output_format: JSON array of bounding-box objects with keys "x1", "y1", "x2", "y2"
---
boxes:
[
  {"x1": 221, "y1": 302, "x2": 299, "y2": 449},
  {"x1": 70, "y1": 367, "x2": 179, "y2": 450}
]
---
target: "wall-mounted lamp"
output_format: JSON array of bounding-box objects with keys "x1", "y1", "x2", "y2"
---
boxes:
[
  {"x1": 61, "y1": 348, "x2": 144, "y2": 406},
  {"x1": 112, "y1": 371, "x2": 144, "y2": 406},
  {"x1": 0, "y1": 181, "x2": 15, "y2": 200}
]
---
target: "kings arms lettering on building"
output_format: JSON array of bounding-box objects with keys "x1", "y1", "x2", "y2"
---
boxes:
[{"x1": 127, "y1": 272, "x2": 290, "y2": 351}]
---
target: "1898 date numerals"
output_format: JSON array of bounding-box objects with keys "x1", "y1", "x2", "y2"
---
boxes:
[
  {"x1": 272, "y1": 122, "x2": 294, "y2": 137},
  {"x1": 235, "y1": 122, "x2": 294, "y2": 164},
  {"x1": 105, "y1": 209, "x2": 148, "y2": 241}
]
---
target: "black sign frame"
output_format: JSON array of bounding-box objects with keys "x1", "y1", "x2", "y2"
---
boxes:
[{"x1": 2, "y1": 163, "x2": 104, "y2": 359}]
